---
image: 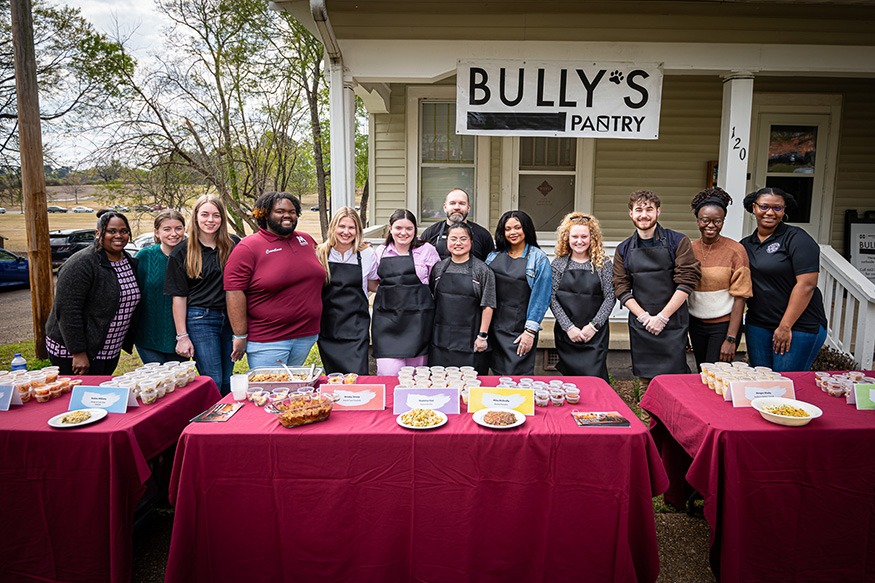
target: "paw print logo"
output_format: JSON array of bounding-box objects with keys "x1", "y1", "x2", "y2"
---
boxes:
[{"x1": 609, "y1": 70, "x2": 624, "y2": 85}]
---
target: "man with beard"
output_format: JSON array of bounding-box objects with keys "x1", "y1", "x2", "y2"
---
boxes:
[
  {"x1": 420, "y1": 188, "x2": 495, "y2": 261},
  {"x1": 225, "y1": 191, "x2": 326, "y2": 368},
  {"x1": 613, "y1": 190, "x2": 700, "y2": 384}
]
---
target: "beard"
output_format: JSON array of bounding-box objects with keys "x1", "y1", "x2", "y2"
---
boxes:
[
  {"x1": 447, "y1": 210, "x2": 468, "y2": 222},
  {"x1": 268, "y1": 215, "x2": 297, "y2": 237}
]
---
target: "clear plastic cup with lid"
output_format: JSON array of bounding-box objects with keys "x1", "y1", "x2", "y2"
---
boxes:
[
  {"x1": 551, "y1": 395, "x2": 565, "y2": 406},
  {"x1": 535, "y1": 392, "x2": 550, "y2": 407},
  {"x1": 28, "y1": 372, "x2": 47, "y2": 388},
  {"x1": 140, "y1": 388, "x2": 158, "y2": 404},
  {"x1": 172, "y1": 365, "x2": 189, "y2": 387}
]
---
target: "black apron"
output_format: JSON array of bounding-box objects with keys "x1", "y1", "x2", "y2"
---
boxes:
[
  {"x1": 371, "y1": 253, "x2": 435, "y2": 359},
  {"x1": 488, "y1": 251, "x2": 538, "y2": 375},
  {"x1": 429, "y1": 261, "x2": 489, "y2": 374},
  {"x1": 553, "y1": 257, "x2": 611, "y2": 381},
  {"x1": 625, "y1": 244, "x2": 690, "y2": 377},
  {"x1": 318, "y1": 253, "x2": 370, "y2": 374},
  {"x1": 432, "y1": 221, "x2": 451, "y2": 259}
]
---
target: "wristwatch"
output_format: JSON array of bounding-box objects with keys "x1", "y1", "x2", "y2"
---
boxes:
[
  {"x1": 590, "y1": 320, "x2": 601, "y2": 331},
  {"x1": 725, "y1": 335, "x2": 737, "y2": 344},
  {"x1": 477, "y1": 332, "x2": 488, "y2": 339}
]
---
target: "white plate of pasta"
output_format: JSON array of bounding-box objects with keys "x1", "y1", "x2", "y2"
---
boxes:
[
  {"x1": 396, "y1": 408, "x2": 448, "y2": 430},
  {"x1": 750, "y1": 397, "x2": 822, "y2": 427},
  {"x1": 48, "y1": 408, "x2": 108, "y2": 428}
]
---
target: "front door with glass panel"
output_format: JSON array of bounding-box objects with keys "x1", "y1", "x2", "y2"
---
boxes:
[
  {"x1": 751, "y1": 114, "x2": 829, "y2": 238},
  {"x1": 420, "y1": 102, "x2": 475, "y2": 223},
  {"x1": 518, "y1": 137, "x2": 576, "y2": 232}
]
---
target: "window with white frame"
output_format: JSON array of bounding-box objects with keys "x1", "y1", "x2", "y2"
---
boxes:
[{"x1": 419, "y1": 101, "x2": 475, "y2": 223}]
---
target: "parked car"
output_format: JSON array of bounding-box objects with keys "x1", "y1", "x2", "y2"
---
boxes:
[
  {"x1": 112, "y1": 205, "x2": 131, "y2": 213},
  {"x1": 124, "y1": 232, "x2": 155, "y2": 254},
  {"x1": 0, "y1": 207, "x2": 6, "y2": 214},
  {"x1": 47, "y1": 205, "x2": 67, "y2": 213},
  {"x1": 71, "y1": 206, "x2": 94, "y2": 213},
  {"x1": 0, "y1": 248, "x2": 29, "y2": 287},
  {"x1": 49, "y1": 229, "x2": 96, "y2": 267}
]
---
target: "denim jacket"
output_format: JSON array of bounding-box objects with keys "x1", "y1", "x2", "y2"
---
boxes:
[{"x1": 486, "y1": 244, "x2": 552, "y2": 332}]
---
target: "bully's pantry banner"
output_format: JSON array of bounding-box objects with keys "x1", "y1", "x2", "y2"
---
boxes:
[{"x1": 456, "y1": 60, "x2": 663, "y2": 139}]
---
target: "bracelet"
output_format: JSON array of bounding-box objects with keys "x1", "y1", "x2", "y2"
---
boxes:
[
  {"x1": 175, "y1": 333, "x2": 189, "y2": 341},
  {"x1": 725, "y1": 335, "x2": 737, "y2": 344},
  {"x1": 523, "y1": 329, "x2": 537, "y2": 338},
  {"x1": 233, "y1": 334, "x2": 248, "y2": 340}
]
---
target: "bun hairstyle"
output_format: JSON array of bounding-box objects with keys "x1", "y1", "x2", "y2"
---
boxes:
[
  {"x1": 690, "y1": 187, "x2": 732, "y2": 216},
  {"x1": 385, "y1": 209, "x2": 425, "y2": 249},
  {"x1": 494, "y1": 210, "x2": 539, "y2": 252},
  {"x1": 742, "y1": 187, "x2": 797, "y2": 215}
]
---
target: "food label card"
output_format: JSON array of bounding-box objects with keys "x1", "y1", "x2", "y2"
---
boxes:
[
  {"x1": 730, "y1": 379, "x2": 795, "y2": 408},
  {"x1": 69, "y1": 385, "x2": 137, "y2": 414},
  {"x1": 321, "y1": 384, "x2": 386, "y2": 411},
  {"x1": 0, "y1": 384, "x2": 23, "y2": 411},
  {"x1": 468, "y1": 387, "x2": 535, "y2": 416},
  {"x1": 393, "y1": 387, "x2": 460, "y2": 415},
  {"x1": 854, "y1": 383, "x2": 875, "y2": 410}
]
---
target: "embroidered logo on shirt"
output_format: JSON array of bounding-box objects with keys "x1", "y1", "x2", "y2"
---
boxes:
[
  {"x1": 265, "y1": 247, "x2": 282, "y2": 255},
  {"x1": 766, "y1": 242, "x2": 781, "y2": 254},
  {"x1": 296, "y1": 235, "x2": 309, "y2": 246}
]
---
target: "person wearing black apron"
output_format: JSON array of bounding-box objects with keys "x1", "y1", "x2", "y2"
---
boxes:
[
  {"x1": 316, "y1": 208, "x2": 380, "y2": 374},
  {"x1": 550, "y1": 213, "x2": 615, "y2": 381},
  {"x1": 429, "y1": 222, "x2": 496, "y2": 373},
  {"x1": 486, "y1": 211, "x2": 553, "y2": 376},
  {"x1": 419, "y1": 189, "x2": 495, "y2": 261},
  {"x1": 613, "y1": 191, "x2": 702, "y2": 383},
  {"x1": 371, "y1": 209, "x2": 441, "y2": 376}
]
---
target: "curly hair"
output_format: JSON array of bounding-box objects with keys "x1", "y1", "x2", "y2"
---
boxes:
[
  {"x1": 690, "y1": 187, "x2": 733, "y2": 216},
  {"x1": 628, "y1": 190, "x2": 661, "y2": 210},
  {"x1": 742, "y1": 187, "x2": 797, "y2": 215},
  {"x1": 252, "y1": 192, "x2": 302, "y2": 228},
  {"x1": 317, "y1": 207, "x2": 366, "y2": 283},
  {"x1": 554, "y1": 212, "x2": 606, "y2": 272}
]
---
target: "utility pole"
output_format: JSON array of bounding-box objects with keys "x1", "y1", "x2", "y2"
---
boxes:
[{"x1": 11, "y1": 0, "x2": 53, "y2": 360}]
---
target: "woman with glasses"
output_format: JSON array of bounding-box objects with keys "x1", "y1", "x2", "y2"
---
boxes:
[
  {"x1": 687, "y1": 188, "x2": 752, "y2": 369},
  {"x1": 45, "y1": 211, "x2": 142, "y2": 375},
  {"x1": 740, "y1": 187, "x2": 827, "y2": 371},
  {"x1": 550, "y1": 212, "x2": 614, "y2": 380}
]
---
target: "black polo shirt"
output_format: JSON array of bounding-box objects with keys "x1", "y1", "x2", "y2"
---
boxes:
[
  {"x1": 165, "y1": 238, "x2": 238, "y2": 310},
  {"x1": 420, "y1": 219, "x2": 495, "y2": 261},
  {"x1": 740, "y1": 222, "x2": 827, "y2": 334}
]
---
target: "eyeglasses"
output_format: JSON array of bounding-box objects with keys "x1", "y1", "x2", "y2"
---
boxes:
[
  {"x1": 755, "y1": 203, "x2": 785, "y2": 213},
  {"x1": 697, "y1": 217, "x2": 724, "y2": 226}
]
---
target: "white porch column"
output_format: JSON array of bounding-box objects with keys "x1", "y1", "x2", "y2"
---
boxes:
[
  {"x1": 717, "y1": 72, "x2": 754, "y2": 241},
  {"x1": 329, "y1": 61, "x2": 356, "y2": 211}
]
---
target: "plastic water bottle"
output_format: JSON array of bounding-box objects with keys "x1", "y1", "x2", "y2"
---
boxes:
[{"x1": 10, "y1": 353, "x2": 27, "y2": 372}]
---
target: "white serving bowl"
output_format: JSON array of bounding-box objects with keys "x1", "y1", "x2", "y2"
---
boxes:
[{"x1": 750, "y1": 397, "x2": 823, "y2": 427}]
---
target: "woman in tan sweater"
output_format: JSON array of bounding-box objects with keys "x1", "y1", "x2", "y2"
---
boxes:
[{"x1": 687, "y1": 188, "x2": 752, "y2": 369}]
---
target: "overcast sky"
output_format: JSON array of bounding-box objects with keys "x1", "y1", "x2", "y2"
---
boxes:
[{"x1": 63, "y1": 0, "x2": 169, "y2": 56}]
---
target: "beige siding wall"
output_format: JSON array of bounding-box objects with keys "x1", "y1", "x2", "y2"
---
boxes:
[
  {"x1": 593, "y1": 76, "x2": 723, "y2": 242},
  {"x1": 753, "y1": 77, "x2": 875, "y2": 256},
  {"x1": 489, "y1": 137, "x2": 502, "y2": 228},
  {"x1": 371, "y1": 85, "x2": 407, "y2": 225}
]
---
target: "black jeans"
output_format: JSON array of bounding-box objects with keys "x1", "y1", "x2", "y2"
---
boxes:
[
  {"x1": 48, "y1": 353, "x2": 121, "y2": 376},
  {"x1": 688, "y1": 317, "x2": 736, "y2": 371}
]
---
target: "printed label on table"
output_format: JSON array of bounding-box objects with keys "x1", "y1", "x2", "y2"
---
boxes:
[
  {"x1": 321, "y1": 384, "x2": 386, "y2": 411},
  {"x1": 393, "y1": 387, "x2": 460, "y2": 415},
  {"x1": 69, "y1": 385, "x2": 137, "y2": 414},
  {"x1": 468, "y1": 387, "x2": 535, "y2": 416},
  {"x1": 730, "y1": 380, "x2": 795, "y2": 408},
  {"x1": 0, "y1": 384, "x2": 23, "y2": 411},
  {"x1": 854, "y1": 383, "x2": 875, "y2": 410}
]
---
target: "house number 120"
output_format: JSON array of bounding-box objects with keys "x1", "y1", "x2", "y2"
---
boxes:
[{"x1": 731, "y1": 126, "x2": 747, "y2": 161}]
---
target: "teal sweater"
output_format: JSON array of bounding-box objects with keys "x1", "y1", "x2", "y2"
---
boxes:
[{"x1": 134, "y1": 244, "x2": 176, "y2": 353}]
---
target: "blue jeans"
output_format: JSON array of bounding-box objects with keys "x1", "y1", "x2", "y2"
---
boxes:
[
  {"x1": 746, "y1": 323, "x2": 827, "y2": 372},
  {"x1": 136, "y1": 345, "x2": 179, "y2": 365},
  {"x1": 246, "y1": 335, "x2": 318, "y2": 370},
  {"x1": 187, "y1": 307, "x2": 234, "y2": 396}
]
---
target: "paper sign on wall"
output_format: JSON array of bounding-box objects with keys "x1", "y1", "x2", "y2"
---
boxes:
[
  {"x1": 730, "y1": 379, "x2": 795, "y2": 408},
  {"x1": 320, "y1": 384, "x2": 386, "y2": 411},
  {"x1": 467, "y1": 387, "x2": 535, "y2": 416},
  {"x1": 0, "y1": 384, "x2": 23, "y2": 411},
  {"x1": 393, "y1": 388, "x2": 460, "y2": 415},
  {"x1": 69, "y1": 385, "x2": 137, "y2": 414},
  {"x1": 854, "y1": 383, "x2": 875, "y2": 410}
]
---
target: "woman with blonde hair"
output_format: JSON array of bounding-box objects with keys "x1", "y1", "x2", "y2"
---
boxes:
[
  {"x1": 550, "y1": 212, "x2": 615, "y2": 380},
  {"x1": 165, "y1": 194, "x2": 238, "y2": 395},
  {"x1": 316, "y1": 207, "x2": 379, "y2": 374}
]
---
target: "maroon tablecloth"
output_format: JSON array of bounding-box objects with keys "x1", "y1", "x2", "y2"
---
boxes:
[
  {"x1": 165, "y1": 376, "x2": 668, "y2": 583},
  {"x1": 0, "y1": 376, "x2": 220, "y2": 583},
  {"x1": 640, "y1": 371, "x2": 875, "y2": 583}
]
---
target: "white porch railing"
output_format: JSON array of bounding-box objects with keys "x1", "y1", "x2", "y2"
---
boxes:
[{"x1": 818, "y1": 245, "x2": 875, "y2": 369}]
